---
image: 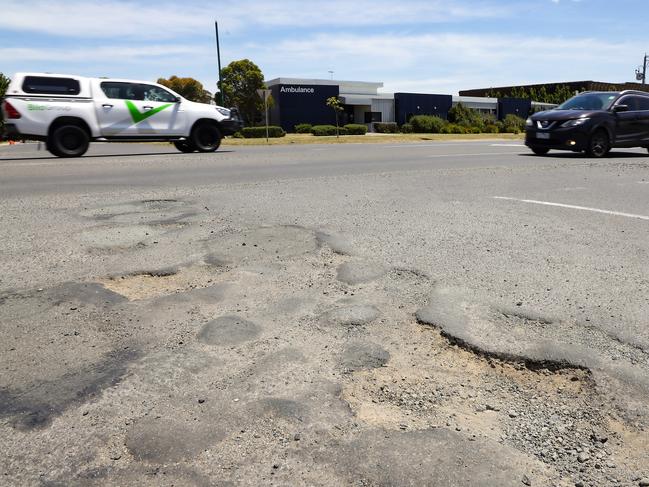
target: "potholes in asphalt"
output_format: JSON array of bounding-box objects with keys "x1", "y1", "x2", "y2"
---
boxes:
[{"x1": 3, "y1": 209, "x2": 649, "y2": 486}]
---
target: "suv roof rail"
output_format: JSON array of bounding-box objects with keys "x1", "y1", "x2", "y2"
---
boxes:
[{"x1": 618, "y1": 89, "x2": 649, "y2": 96}]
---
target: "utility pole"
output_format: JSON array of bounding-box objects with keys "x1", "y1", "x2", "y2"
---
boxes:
[
  {"x1": 635, "y1": 53, "x2": 648, "y2": 85},
  {"x1": 215, "y1": 21, "x2": 225, "y2": 105}
]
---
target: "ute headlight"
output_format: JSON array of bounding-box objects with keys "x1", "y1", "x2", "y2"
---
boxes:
[
  {"x1": 216, "y1": 107, "x2": 231, "y2": 117},
  {"x1": 525, "y1": 118, "x2": 533, "y2": 127},
  {"x1": 561, "y1": 117, "x2": 590, "y2": 128}
]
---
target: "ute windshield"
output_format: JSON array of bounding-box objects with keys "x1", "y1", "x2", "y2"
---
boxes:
[{"x1": 557, "y1": 92, "x2": 619, "y2": 111}]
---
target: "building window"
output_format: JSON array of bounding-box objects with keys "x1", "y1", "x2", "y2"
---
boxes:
[{"x1": 364, "y1": 112, "x2": 382, "y2": 123}]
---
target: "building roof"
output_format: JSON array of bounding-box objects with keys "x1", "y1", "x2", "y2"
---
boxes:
[{"x1": 460, "y1": 80, "x2": 649, "y2": 97}]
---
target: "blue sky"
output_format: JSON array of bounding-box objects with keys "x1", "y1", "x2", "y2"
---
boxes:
[{"x1": 1, "y1": 0, "x2": 648, "y2": 95}]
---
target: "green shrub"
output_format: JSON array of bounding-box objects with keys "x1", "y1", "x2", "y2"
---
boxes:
[
  {"x1": 231, "y1": 131, "x2": 244, "y2": 138},
  {"x1": 410, "y1": 115, "x2": 448, "y2": 133},
  {"x1": 441, "y1": 123, "x2": 469, "y2": 134},
  {"x1": 311, "y1": 125, "x2": 350, "y2": 136},
  {"x1": 502, "y1": 114, "x2": 525, "y2": 134},
  {"x1": 400, "y1": 123, "x2": 413, "y2": 133},
  {"x1": 343, "y1": 124, "x2": 367, "y2": 135},
  {"x1": 484, "y1": 124, "x2": 500, "y2": 134},
  {"x1": 448, "y1": 103, "x2": 483, "y2": 127},
  {"x1": 373, "y1": 122, "x2": 398, "y2": 133},
  {"x1": 241, "y1": 126, "x2": 286, "y2": 138},
  {"x1": 294, "y1": 123, "x2": 312, "y2": 134},
  {"x1": 311, "y1": 125, "x2": 338, "y2": 136}
]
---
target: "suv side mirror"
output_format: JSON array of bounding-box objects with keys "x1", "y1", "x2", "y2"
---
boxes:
[{"x1": 613, "y1": 104, "x2": 629, "y2": 112}]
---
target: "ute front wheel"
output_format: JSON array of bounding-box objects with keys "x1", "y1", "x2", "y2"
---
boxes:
[
  {"x1": 174, "y1": 140, "x2": 196, "y2": 153},
  {"x1": 190, "y1": 123, "x2": 222, "y2": 152},
  {"x1": 531, "y1": 147, "x2": 550, "y2": 155}
]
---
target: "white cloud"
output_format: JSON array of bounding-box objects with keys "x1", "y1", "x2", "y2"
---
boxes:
[
  {"x1": 2, "y1": 31, "x2": 638, "y2": 94},
  {"x1": 0, "y1": 0, "x2": 510, "y2": 39},
  {"x1": 252, "y1": 32, "x2": 637, "y2": 93}
]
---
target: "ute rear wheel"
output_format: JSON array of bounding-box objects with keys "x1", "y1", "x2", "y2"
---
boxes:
[
  {"x1": 173, "y1": 140, "x2": 196, "y2": 153},
  {"x1": 531, "y1": 147, "x2": 550, "y2": 155},
  {"x1": 48, "y1": 124, "x2": 90, "y2": 158},
  {"x1": 585, "y1": 129, "x2": 610, "y2": 158},
  {"x1": 190, "y1": 123, "x2": 222, "y2": 152}
]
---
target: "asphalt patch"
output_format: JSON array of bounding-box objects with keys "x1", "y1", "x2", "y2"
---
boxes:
[
  {"x1": 341, "y1": 342, "x2": 390, "y2": 371},
  {"x1": 0, "y1": 349, "x2": 138, "y2": 430},
  {"x1": 198, "y1": 316, "x2": 262, "y2": 346},
  {"x1": 204, "y1": 225, "x2": 317, "y2": 264},
  {"x1": 315, "y1": 230, "x2": 356, "y2": 255},
  {"x1": 321, "y1": 304, "x2": 381, "y2": 326},
  {"x1": 336, "y1": 261, "x2": 389, "y2": 285},
  {"x1": 126, "y1": 417, "x2": 222, "y2": 464},
  {"x1": 323, "y1": 428, "x2": 547, "y2": 486}
]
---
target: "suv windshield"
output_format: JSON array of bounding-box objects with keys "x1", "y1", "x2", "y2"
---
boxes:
[{"x1": 557, "y1": 92, "x2": 619, "y2": 111}]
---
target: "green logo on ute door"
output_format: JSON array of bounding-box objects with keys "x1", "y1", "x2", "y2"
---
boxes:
[{"x1": 125, "y1": 100, "x2": 172, "y2": 124}]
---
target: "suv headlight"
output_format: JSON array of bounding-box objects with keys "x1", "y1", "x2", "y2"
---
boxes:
[
  {"x1": 216, "y1": 107, "x2": 231, "y2": 117},
  {"x1": 561, "y1": 118, "x2": 590, "y2": 128},
  {"x1": 525, "y1": 118, "x2": 533, "y2": 127}
]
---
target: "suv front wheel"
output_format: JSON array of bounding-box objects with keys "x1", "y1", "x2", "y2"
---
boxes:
[{"x1": 586, "y1": 129, "x2": 610, "y2": 158}]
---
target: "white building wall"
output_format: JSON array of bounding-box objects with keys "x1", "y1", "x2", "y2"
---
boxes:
[{"x1": 371, "y1": 98, "x2": 395, "y2": 123}]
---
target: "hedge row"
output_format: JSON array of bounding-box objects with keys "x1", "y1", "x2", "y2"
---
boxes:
[
  {"x1": 294, "y1": 123, "x2": 312, "y2": 134},
  {"x1": 373, "y1": 122, "x2": 399, "y2": 133},
  {"x1": 404, "y1": 113, "x2": 525, "y2": 134},
  {"x1": 310, "y1": 124, "x2": 368, "y2": 136},
  {"x1": 241, "y1": 126, "x2": 286, "y2": 138}
]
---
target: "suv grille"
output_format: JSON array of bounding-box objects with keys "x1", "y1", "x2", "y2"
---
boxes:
[{"x1": 537, "y1": 120, "x2": 555, "y2": 130}]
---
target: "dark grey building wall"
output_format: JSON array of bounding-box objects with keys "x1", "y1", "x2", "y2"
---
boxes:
[
  {"x1": 497, "y1": 98, "x2": 532, "y2": 120},
  {"x1": 394, "y1": 93, "x2": 453, "y2": 125},
  {"x1": 270, "y1": 84, "x2": 340, "y2": 132}
]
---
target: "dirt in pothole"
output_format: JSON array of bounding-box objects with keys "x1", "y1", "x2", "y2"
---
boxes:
[
  {"x1": 100, "y1": 266, "x2": 220, "y2": 301},
  {"x1": 342, "y1": 321, "x2": 646, "y2": 487}
]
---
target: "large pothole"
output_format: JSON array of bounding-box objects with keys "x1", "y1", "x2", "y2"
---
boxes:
[
  {"x1": 100, "y1": 266, "x2": 220, "y2": 301},
  {"x1": 343, "y1": 320, "x2": 648, "y2": 486}
]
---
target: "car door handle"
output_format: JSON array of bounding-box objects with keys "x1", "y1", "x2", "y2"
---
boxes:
[
  {"x1": 143, "y1": 105, "x2": 153, "y2": 110},
  {"x1": 102, "y1": 104, "x2": 113, "y2": 108}
]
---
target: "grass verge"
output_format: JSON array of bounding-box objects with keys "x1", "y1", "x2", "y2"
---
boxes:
[{"x1": 222, "y1": 133, "x2": 524, "y2": 146}]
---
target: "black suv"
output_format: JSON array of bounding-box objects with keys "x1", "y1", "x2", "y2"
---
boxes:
[{"x1": 525, "y1": 90, "x2": 649, "y2": 157}]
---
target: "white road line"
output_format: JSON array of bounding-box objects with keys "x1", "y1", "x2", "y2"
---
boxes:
[
  {"x1": 638, "y1": 181, "x2": 649, "y2": 184},
  {"x1": 383, "y1": 142, "x2": 504, "y2": 148},
  {"x1": 490, "y1": 143, "x2": 526, "y2": 147},
  {"x1": 428, "y1": 151, "x2": 522, "y2": 158},
  {"x1": 493, "y1": 196, "x2": 649, "y2": 221}
]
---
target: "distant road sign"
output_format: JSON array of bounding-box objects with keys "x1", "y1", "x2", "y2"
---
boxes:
[{"x1": 257, "y1": 89, "x2": 271, "y2": 100}]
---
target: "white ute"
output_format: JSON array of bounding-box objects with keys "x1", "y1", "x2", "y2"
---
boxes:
[{"x1": 1, "y1": 73, "x2": 242, "y2": 157}]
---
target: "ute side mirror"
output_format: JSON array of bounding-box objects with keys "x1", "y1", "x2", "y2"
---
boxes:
[
  {"x1": 173, "y1": 96, "x2": 181, "y2": 103},
  {"x1": 613, "y1": 104, "x2": 629, "y2": 112}
]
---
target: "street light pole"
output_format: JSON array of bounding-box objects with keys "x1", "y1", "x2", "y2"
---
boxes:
[{"x1": 215, "y1": 21, "x2": 224, "y2": 105}]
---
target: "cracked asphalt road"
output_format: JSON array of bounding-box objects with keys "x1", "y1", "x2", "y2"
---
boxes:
[{"x1": 1, "y1": 140, "x2": 648, "y2": 486}]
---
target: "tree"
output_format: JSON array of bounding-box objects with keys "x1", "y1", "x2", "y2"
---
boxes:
[
  {"x1": 157, "y1": 75, "x2": 212, "y2": 103},
  {"x1": 219, "y1": 59, "x2": 265, "y2": 125},
  {"x1": 326, "y1": 96, "x2": 344, "y2": 138},
  {"x1": 0, "y1": 73, "x2": 10, "y2": 139}
]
